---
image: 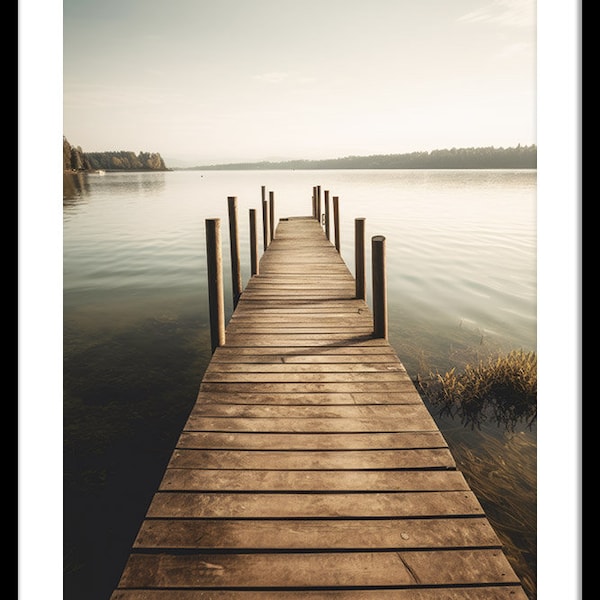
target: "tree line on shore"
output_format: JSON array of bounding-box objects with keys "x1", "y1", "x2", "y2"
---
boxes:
[
  {"x1": 189, "y1": 144, "x2": 536, "y2": 171},
  {"x1": 63, "y1": 137, "x2": 168, "y2": 172}
]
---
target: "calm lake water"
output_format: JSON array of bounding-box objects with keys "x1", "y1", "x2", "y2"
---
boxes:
[{"x1": 63, "y1": 168, "x2": 537, "y2": 599}]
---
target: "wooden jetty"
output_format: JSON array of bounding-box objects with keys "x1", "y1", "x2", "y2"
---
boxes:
[{"x1": 110, "y1": 197, "x2": 528, "y2": 599}]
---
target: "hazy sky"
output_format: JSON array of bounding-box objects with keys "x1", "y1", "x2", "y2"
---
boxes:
[{"x1": 63, "y1": 0, "x2": 537, "y2": 165}]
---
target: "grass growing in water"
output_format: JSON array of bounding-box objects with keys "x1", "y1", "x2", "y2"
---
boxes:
[{"x1": 418, "y1": 349, "x2": 537, "y2": 431}]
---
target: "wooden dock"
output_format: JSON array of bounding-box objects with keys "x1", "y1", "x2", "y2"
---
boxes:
[{"x1": 110, "y1": 214, "x2": 528, "y2": 599}]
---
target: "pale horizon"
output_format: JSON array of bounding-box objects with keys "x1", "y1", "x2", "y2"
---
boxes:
[{"x1": 62, "y1": 0, "x2": 537, "y2": 165}]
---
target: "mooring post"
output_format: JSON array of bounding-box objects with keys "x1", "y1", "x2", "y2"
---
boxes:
[
  {"x1": 227, "y1": 196, "x2": 242, "y2": 308},
  {"x1": 355, "y1": 218, "x2": 366, "y2": 300},
  {"x1": 262, "y1": 198, "x2": 270, "y2": 251},
  {"x1": 269, "y1": 191, "x2": 275, "y2": 243},
  {"x1": 312, "y1": 187, "x2": 317, "y2": 219},
  {"x1": 249, "y1": 208, "x2": 258, "y2": 276},
  {"x1": 205, "y1": 218, "x2": 225, "y2": 352},
  {"x1": 372, "y1": 235, "x2": 388, "y2": 339},
  {"x1": 316, "y1": 186, "x2": 322, "y2": 225},
  {"x1": 324, "y1": 190, "x2": 330, "y2": 240},
  {"x1": 333, "y1": 195, "x2": 340, "y2": 253}
]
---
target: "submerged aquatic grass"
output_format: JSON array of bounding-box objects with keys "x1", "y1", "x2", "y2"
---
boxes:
[{"x1": 418, "y1": 349, "x2": 537, "y2": 431}]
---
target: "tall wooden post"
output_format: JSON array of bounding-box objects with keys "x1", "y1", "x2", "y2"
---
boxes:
[
  {"x1": 249, "y1": 208, "x2": 258, "y2": 276},
  {"x1": 324, "y1": 190, "x2": 330, "y2": 240},
  {"x1": 333, "y1": 195, "x2": 340, "y2": 253},
  {"x1": 262, "y1": 197, "x2": 269, "y2": 250},
  {"x1": 316, "y1": 186, "x2": 322, "y2": 225},
  {"x1": 205, "y1": 218, "x2": 225, "y2": 352},
  {"x1": 312, "y1": 187, "x2": 317, "y2": 219},
  {"x1": 372, "y1": 235, "x2": 388, "y2": 339},
  {"x1": 269, "y1": 191, "x2": 275, "y2": 243},
  {"x1": 228, "y1": 196, "x2": 242, "y2": 308},
  {"x1": 355, "y1": 218, "x2": 366, "y2": 300}
]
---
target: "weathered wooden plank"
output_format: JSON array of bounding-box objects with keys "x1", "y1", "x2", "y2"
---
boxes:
[
  {"x1": 116, "y1": 550, "x2": 522, "y2": 588},
  {"x1": 211, "y1": 346, "x2": 400, "y2": 355},
  {"x1": 187, "y1": 405, "x2": 426, "y2": 419},
  {"x1": 176, "y1": 431, "x2": 447, "y2": 450},
  {"x1": 159, "y1": 469, "x2": 469, "y2": 492},
  {"x1": 183, "y1": 415, "x2": 439, "y2": 433},
  {"x1": 227, "y1": 330, "x2": 382, "y2": 346},
  {"x1": 229, "y1": 307, "x2": 367, "y2": 313},
  {"x1": 201, "y1": 372, "x2": 413, "y2": 383},
  {"x1": 191, "y1": 391, "x2": 421, "y2": 405},
  {"x1": 228, "y1": 312, "x2": 373, "y2": 320},
  {"x1": 111, "y1": 587, "x2": 529, "y2": 600},
  {"x1": 209, "y1": 354, "x2": 405, "y2": 364},
  {"x1": 167, "y1": 448, "x2": 456, "y2": 470},
  {"x1": 224, "y1": 326, "x2": 375, "y2": 335},
  {"x1": 245, "y1": 278, "x2": 352, "y2": 284},
  {"x1": 198, "y1": 382, "x2": 423, "y2": 393},
  {"x1": 134, "y1": 517, "x2": 500, "y2": 550},
  {"x1": 206, "y1": 361, "x2": 406, "y2": 371},
  {"x1": 242, "y1": 282, "x2": 354, "y2": 288},
  {"x1": 218, "y1": 337, "x2": 390, "y2": 347},
  {"x1": 146, "y1": 490, "x2": 485, "y2": 519},
  {"x1": 228, "y1": 319, "x2": 371, "y2": 326}
]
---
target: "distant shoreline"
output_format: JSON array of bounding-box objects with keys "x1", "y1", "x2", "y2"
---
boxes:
[
  {"x1": 64, "y1": 168, "x2": 172, "y2": 174},
  {"x1": 175, "y1": 165, "x2": 537, "y2": 172},
  {"x1": 181, "y1": 145, "x2": 536, "y2": 172}
]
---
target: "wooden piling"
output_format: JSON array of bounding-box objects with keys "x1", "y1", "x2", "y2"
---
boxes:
[
  {"x1": 333, "y1": 195, "x2": 341, "y2": 253},
  {"x1": 372, "y1": 235, "x2": 387, "y2": 339},
  {"x1": 228, "y1": 196, "x2": 242, "y2": 308},
  {"x1": 262, "y1": 198, "x2": 269, "y2": 251},
  {"x1": 355, "y1": 218, "x2": 366, "y2": 300},
  {"x1": 269, "y1": 191, "x2": 275, "y2": 243},
  {"x1": 316, "y1": 186, "x2": 322, "y2": 225},
  {"x1": 249, "y1": 208, "x2": 258, "y2": 277},
  {"x1": 324, "y1": 190, "x2": 330, "y2": 240},
  {"x1": 204, "y1": 218, "x2": 225, "y2": 352}
]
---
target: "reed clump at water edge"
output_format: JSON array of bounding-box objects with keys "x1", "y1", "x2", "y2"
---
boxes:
[{"x1": 417, "y1": 349, "x2": 537, "y2": 432}]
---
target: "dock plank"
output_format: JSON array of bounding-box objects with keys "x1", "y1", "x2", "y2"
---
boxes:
[
  {"x1": 117, "y1": 550, "x2": 522, "y2": 588},
  {"x1": 145, "y1": 491, "x2": 486, "y2": 518}
]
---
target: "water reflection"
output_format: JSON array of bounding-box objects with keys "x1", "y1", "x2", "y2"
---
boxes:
[
  {"x1": 63, "y1": 172, "x2": 89, "y2": 201},
  {"x1": 63, "y1": 171, "x2": 167, "y2": 202},
  {"x1": 93, "y1": 172, "x2": 167, "y2": 196}
]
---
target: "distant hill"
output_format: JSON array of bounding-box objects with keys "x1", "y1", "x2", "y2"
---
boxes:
[
  {"x1": 63, "y1": 137, "x2": 169, "y2": 172},
  {"x1": 186, "y1": 145, "x2": 536, "y2": 171}
]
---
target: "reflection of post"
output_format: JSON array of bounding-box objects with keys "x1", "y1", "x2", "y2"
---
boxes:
[
  {"x1": 228, "y1": 196, "x2": 242, "y2": 308},
  {"x1": 205, "y1": 218, "x2": 225, "y2": 352},
  {"x1": 249, "y1": 208, "x2": 258, "y2": 276},
  {"x1": 372, "y1": 235, "x2": 387, "y2": 339},
  {"x1": 269, "y1": 191, "x2": 275, "y2": 243},
  {"x1": 355, "y1": 218, "x2": 366, "y2": 300},
  {"x1": 262, "y1": 197, "x2": 269, "y2": 250},
  {"x1": 333, "y1": 196, "x2": 340, "y2": 252},
  {"x1": 324, "y1": 190, "x2": 330, "y2": 240}
]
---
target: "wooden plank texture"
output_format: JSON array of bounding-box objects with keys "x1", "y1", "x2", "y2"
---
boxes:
[{"x1": 111, "y1": 215, "x2": 527, "y2": 599}]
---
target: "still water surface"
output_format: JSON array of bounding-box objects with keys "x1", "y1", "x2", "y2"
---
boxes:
[{"x1": 64, "y1": 169, "x2": 537, "y2": 599}]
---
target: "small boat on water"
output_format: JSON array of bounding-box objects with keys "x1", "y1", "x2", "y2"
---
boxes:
[{"x1": 91, "y1": 169, "x2": 106, "y2": 175}]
